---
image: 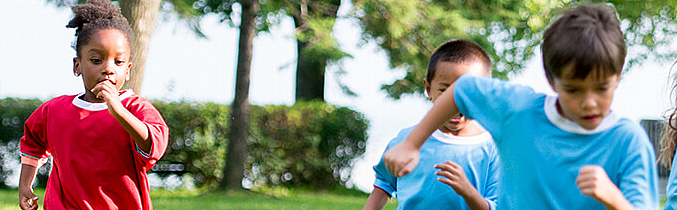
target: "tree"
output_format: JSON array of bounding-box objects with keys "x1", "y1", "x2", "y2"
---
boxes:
[
  {"x1": 352, "y1": 0, "x2": 677, "y2": 99},
  {"x1": 48, "y1": 0, "x2": 162, "y2": 94},
  {"x1": 220, "y1": 0, "x2": 259, "y2": 190},
  {"x1": 278, "y1": 0, "x2": 350, "y2": 101},
  {"x1": 118, "y1": 0, "x2": 163, "y2": 93}
]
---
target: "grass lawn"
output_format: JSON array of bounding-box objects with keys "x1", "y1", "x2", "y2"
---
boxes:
[{"x1": 0, "y1": 187, "x2": 398, "y2": 210}]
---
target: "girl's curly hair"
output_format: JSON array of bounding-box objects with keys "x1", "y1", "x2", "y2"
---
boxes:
[{"x1": 66, "y1": 0, "x2": 133, "y2": 57}]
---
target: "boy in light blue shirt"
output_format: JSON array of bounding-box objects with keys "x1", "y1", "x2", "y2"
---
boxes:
[
  {"x1": 364, "y1": 40, "x2": 500, "y2": 210},
  {"x1": 382, "y1": 4, "x2": 658, "y2": 210}
]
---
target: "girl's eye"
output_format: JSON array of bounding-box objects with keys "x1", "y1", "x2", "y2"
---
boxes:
[
  {"x1": 565, "y1": 89, "x2": 577, "y2": 94},
  {"x1": 597, "y1": 87, "x2": 609, "y2": 92},
  {"x1": 115, "y1": 60, "x2": 125, "y2": 65}
]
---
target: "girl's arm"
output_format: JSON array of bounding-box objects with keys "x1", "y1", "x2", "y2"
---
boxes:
[
  {"x1": 576, "y1": 165, "x2": 634, "y2": 210},
  {"x1": 363, "y1": 188, "x2": 391, "y2": 210},
  {"x1": 18, "y1": 164, "x2": 39, "y2": 210},
  {"x1": 92, "y1": 81, "x2": 151, "y2": 153},
  {"x1": 383, "y1": 81, "x2": 460, "y2": 177}
]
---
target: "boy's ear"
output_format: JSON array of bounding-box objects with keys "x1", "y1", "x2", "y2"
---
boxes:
[
  {"x1": 423, "y1": 79, "x2": 432, "y2": 100},
  {"x1": 73, "y1": 57, "x2": 81, "y2": 77}
]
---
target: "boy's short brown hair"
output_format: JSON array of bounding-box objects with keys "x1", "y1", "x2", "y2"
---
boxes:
[{"x1": 542, "y1": 3, "x2": 626, "y2": 82}]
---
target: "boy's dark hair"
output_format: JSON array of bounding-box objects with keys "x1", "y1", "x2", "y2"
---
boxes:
[
  {"x1": 66, "y1": 0, "x2": 133, "y2": 57},
  {"x1": 426, "y1": 39, "x2": 492, "y2": 82},
  {"x1": 542, "y1": 3, "x2": 626, "y2": 82}
]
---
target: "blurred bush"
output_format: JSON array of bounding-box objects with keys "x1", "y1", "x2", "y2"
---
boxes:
[{"x1": 0, "y1": 98, "x2": 369, "y2": 189}]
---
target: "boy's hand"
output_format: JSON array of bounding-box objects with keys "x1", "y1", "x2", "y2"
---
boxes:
[
  {"x1": 435, "y1": 161, "x2": 473, "y2": 197},
  {"x1": 383, "y1": 141, "x2": 420, "y2": 177},
  {"x1": 18, "y1": 187, "x2": 38, "y2": 210},
  {"x1": 576, "y1": 165, "x2": 633, "y2": 209}
]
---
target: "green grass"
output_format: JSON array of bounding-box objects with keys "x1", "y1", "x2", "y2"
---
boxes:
[{"x1": 0, "y1": 188, "x2": 398, "y2": 210}]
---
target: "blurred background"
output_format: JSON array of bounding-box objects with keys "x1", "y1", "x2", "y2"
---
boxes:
[{"x1": 1, "y1": 0, "x2": 677, "y2": 209}]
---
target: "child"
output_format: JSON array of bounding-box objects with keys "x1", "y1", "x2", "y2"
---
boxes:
[
  {"x1": 660, "y1": 64, "x2": 677, "y2": 209},
  {"x1": 383, "y1": 4, "x2": 658, "y2": 210},
  {"x1": 17, "y1": 0, "x2": 168, "y2": 209},
  {"x1": 363, "y1": 40, "x2": 500, "y2": 210}
]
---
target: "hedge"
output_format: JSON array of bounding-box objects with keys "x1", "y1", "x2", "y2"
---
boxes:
[{"x1": 0, "y1": 98, "x2": 369, "y2": 189}]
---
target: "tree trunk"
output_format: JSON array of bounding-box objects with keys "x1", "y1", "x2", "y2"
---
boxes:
[
  {"x1": 118, "y1": 0, "x2": 162, "y2": 94},
  {"x1": 294, "y1": 37, "x2": 327, "y2": 101},
  {"x1": 292, "y1": 0, "x2": 340, "y2": 102},
  {"x1": 219, "y1": 0, "x2": 259, "y2": 190}
]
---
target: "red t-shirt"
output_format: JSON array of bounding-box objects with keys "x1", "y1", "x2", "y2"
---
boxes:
[{"x1": 20, "y1": 90, "x2": 168, "y2": 210}]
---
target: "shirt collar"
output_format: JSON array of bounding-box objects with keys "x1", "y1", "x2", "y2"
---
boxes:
[
  {"x1": 72, "y1": 90, "x2": 134, "y2": 111},
  {"x1": 431, "y1": 124, "x2": 493, "y2": 145},
  {"x1": 544, "y1": 95, "x2": 619, "y2": 135}
]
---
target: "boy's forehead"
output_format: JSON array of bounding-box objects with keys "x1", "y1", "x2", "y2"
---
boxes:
[{"x1": 434, "y1": 61, "x2": 489, "y2": 77}]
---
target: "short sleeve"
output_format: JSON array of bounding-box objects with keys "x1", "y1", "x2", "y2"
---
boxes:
[
  {"x1": 124, "y1": 96, "x2": 169, "y2": 170},
  {"x1": 454, "y1": 75, "x2": 541, "y2": 141},
  {"x1": 373, "y1": 128, "x2": 412, "y2": 197},
  {"x1": 617, "y1": 129, "x2": 659, "y2": 209},
  {"x1": 20, "y1": 103, "x2": 51, "y2": 161}
]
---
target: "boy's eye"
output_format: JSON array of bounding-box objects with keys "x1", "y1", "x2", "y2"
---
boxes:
[
  {"x1": 438, "y1": 88, "x2": 447, "y2": 92},
  {"x1": 564, "y1": 89, "x2": 578, "y2": 94},
  {"x1": 597, "y1": 87, "x2": 609, "y2": 92},
  {"x1": 115, "y1": 60, "x2": 125, "y2": 65},
  {"x1": 90, "y1": 58, "x2": 102, "y2": 64}
]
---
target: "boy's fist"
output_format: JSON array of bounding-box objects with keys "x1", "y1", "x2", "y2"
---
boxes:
[
  {"x1": 575, "y1": 164, "x2": 628, "y2": 208},
  {"x1": 384, "y1": 141, "x2": 419, "y2": 177}
]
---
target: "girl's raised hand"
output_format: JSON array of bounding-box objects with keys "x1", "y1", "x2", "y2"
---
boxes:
[{"x1": 91, "y1": 80, "x2": 122, "y2": 114}]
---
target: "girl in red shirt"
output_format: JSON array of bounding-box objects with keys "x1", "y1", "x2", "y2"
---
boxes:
[{"x1": 18, "y1": 0, "x2": 168, "y2": 209}]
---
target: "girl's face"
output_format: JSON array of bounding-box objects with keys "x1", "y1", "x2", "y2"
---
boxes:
[{"x1": 73, "y1": 29, "x2": 131, "y2": 102}]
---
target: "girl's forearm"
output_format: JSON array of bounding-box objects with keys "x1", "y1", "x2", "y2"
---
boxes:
[
  {"x1": 19, "y1": 164, "x2": 38, "y2": 189},
  {"x1": 109, "y1": 102, "x2": 151, "y2": 153}
]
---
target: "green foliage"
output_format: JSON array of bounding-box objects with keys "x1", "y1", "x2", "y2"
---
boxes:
[
  {"x1": 0, "y1": 98, "x2": 368, "y2": 189},
  {"x1": 246, "y1": 102, "x2": 368, "y2": 188},
  {"x1": 0, "y1": 98, "x2": 43, "y2": 188},
  {"x1": 353, "y1": 0, "x2": 677, "y2": 99}
]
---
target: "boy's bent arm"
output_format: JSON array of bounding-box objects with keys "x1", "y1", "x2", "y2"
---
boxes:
[
  {"x1": 18, "y1": 164, "x2": 39, "y2": 210},
  {"x1": 384, "y1": 82, "x2": 460, "y2": 177},
  {"x1": 576, "y1": 165, "x2": 634, "y2": 210},
  {"x1": 435, "y1": 161, "x2": 491, "y2": 210},
  {"x1": 363, "y1": 188, "x2": 391, "y2": 210}
]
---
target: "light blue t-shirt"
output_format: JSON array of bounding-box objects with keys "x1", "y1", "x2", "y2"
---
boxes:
[
  {"x1": 374, "y1": 126, "x2": 500, "y2": 210},
  {"x1": 664, "y1": 155, "x2": 677, "y2": 209},
  {"x1": 454, "y1": 75, "x2": 658, "y2": 210}
]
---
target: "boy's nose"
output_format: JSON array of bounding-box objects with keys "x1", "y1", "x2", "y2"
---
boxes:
[{"x1": 581, "y1": 94, "x2": 597, "y2": 110}]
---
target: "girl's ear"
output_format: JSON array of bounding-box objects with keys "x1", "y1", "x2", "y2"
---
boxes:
[
  {"x1": 73, "y1": 57, "x2": 81, "y2": 77},
  {"x1": 125, "y1": 62, "x2": 132, "y2": 81}
]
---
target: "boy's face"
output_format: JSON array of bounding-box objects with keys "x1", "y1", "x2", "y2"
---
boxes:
[
  {"x1": 550, "y1": 67, "x2": 621, "y2": 130},
  {"x1": 73, "y1": 29, "x2": 131, "y2": 101},
  {"x1": 425, "y1": 61, "x2": 489, "y2": 133}
]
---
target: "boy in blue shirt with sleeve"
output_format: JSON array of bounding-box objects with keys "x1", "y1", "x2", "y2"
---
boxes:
[
  {"x1": 363, "y1": 40, "x2": 500, "y2": 210},
  {"x1": 383, "y1": 4, "x2": 658, "y2": 210}
]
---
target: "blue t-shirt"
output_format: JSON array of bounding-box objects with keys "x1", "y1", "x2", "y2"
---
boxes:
[
  {"x1": 374, "y1": 126, "x2": 500, "y2": 210},
  {"x1": 454, "y1": 75, "x2": 658, "y2": 210},
  {"x1": 664, "y1": 155, "x2": 677, "y2": 209}
]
